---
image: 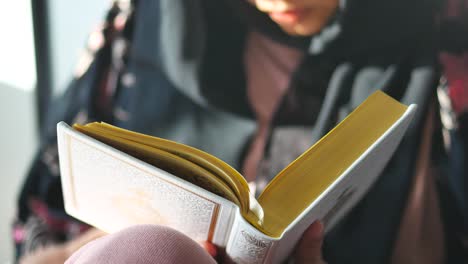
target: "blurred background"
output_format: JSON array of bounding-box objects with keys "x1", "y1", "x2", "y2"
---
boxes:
[{"x1": 0, "y1": 0, "x2": 108, "y2": 261}]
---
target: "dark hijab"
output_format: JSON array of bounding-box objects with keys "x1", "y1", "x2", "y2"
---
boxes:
[
  {"x1": 222, "y1": 3, "x2": 448, "y2": 264},
  {"x1": 202, "y1": 0, "x2": 440, "y2": 127},
  {"x1": 227, "y1": 0, "x2": 440, "y2": 59}
]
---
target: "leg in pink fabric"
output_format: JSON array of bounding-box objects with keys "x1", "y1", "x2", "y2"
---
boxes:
[{"x1": 65, "y1": 225, "x2": 217, "y2": 264}]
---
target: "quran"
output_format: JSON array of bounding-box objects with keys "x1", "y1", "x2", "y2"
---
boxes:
[{"x1": 57, "y1": 91, "x2": 416, "y2": 263}]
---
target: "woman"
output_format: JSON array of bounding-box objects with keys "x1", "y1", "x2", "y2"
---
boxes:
[{"x1": 18, "y1": 0, "x2": 459, "y2": 263}]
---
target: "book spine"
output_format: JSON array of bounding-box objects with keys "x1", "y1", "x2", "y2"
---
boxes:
[
  {"x1": 57, "y1": 123, "x2": 78, "y2": 216},
  {"x1": 225, "y1": 212, "x2": 278, "y2": 264}
]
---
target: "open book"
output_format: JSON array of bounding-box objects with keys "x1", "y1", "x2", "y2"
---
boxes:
[{"x1": 57, "y1": 91, "x2": 416, "y2": 263}]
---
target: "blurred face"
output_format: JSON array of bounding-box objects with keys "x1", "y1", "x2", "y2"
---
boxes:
[{"x1": 248, "y1": 0, "x2": 339, "y2": 36}]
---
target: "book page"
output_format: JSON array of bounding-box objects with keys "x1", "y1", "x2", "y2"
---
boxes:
[
  {"x1": 258, "y1": 91, "x2": 409, "y2": 237},
  {"x1": 270, "y1": 104, "x2": 417, "y2": 262}
]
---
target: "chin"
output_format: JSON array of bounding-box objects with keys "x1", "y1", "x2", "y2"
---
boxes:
[{"x1": 277, "y1": 22, "x2": 324, "y2": 37}]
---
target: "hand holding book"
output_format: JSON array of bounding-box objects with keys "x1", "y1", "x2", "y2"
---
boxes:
[
  {"x1": 202, "y1": 221, "x2": 327, "y2": 263},
  {"x1": 57, "y1": 91, "x2": 417, "y2": 263}
]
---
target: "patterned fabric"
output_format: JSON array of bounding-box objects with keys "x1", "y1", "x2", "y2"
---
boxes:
[
  {"x1": 437, "y1": 1, "x2": 468, "y2": 261},
  {"x1": 14, "y1": 1, "x2": 134, "y2": 258},
  {"x1": 14, "y1": 200, "x2": 90, "y2": 253},
  {"x1": 439, "y1": 53, "x2": 468, "y2": 115}
]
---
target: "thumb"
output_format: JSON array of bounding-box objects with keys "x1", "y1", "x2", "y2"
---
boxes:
[
  {"x1": 200, "y1": 241, "x2": 218, "y2": 258},
  {"x1": 294, "y1": 221, "x2": 326, "y2": 264}
]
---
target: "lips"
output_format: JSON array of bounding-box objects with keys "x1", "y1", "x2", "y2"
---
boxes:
[{"x1": 268, "y1": 8, "x2": 308, "y2": 24}]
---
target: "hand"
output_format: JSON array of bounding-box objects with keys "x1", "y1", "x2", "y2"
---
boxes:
[
  {"x1": 19, "y1": 245, "x2": 69, "y2": 264},
  {"x1": 201, "y1": 221, "x2": 326, "y2": 264},
  {"x1": 294, "y1": 221, "x2": 327, "y2": 264},
  {"x1": 18, "y1": 228, "x2": 106, "y2": 264}
]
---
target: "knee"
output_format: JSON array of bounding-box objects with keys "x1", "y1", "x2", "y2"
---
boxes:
[{"x1": 66, "y1": 225, "x2": 215, "y2": 264}]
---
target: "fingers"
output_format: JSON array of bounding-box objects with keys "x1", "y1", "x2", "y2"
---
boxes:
[
  {"x1": 19, "y1": 245, "x2": 69, "y2": 264},
  {"x1": 200, "y1": 241, "x2": 218, "y2": 258},
  {"x1": 200, "y1": 241, "x2": 236, "y2": 263},
  {"x1": 64, "y1": 228, "x2": 107, "y2": 256},
  {"x1": 295, "y1": 221, "x2": 326, "y2": 264},
  {"x1": 200, "y1": 222, "x2": 326, "y2": 264}
]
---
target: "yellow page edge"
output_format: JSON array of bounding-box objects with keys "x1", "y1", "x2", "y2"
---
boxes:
[
  {"x1": 281, "y1": 104, "x2": 417, "y2": 236},
  {"x1": 257, "y1": 91, "x2": 409, "y2": 237}
]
